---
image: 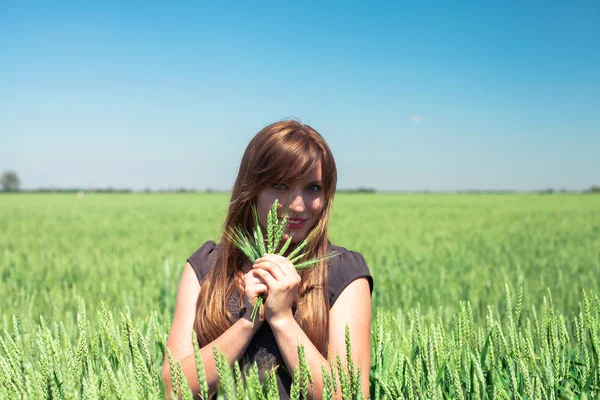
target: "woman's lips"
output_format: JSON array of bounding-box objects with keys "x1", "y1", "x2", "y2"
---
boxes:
[{"x1": 286, "y1": 218, "x2": 306, "y2": 229}]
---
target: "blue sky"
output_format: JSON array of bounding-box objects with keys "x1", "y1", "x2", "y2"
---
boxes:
[{"x1": 1, "y1": 1, "x2": 598, "y2": 191}]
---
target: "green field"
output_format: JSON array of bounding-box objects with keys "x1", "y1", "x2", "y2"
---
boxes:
[{"x1": 1, "y1": 193, "x2": 599, "y2": 398}]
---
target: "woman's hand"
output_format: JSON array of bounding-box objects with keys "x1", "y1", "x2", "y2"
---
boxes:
[
  {"x1": 252, "y1": 254, "x2": 300, "y2": 325},
  {"x1": 242, "y1": 269, "x2": 268, "y2": 327}
]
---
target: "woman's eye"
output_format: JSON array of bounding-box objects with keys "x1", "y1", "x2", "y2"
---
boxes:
[
  {"x1": 272, "y1": 183, "x2": 287, "y2": 190},
  {"x1": 307, "y1": 185, "x2": 321, "y2": 192}
]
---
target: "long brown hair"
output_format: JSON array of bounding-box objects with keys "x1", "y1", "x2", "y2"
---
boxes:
[{"x1": 193, "y1": 119, "x2": 337, "y2": 356}]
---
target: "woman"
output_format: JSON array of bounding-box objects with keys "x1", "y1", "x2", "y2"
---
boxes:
[{"x1": 162, "y1": 120, "x2": 374, "y2": 399}]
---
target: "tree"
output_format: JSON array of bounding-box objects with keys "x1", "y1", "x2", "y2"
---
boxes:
[
  {"x1": 1, "y1": 171, "x2": 20, "y2": 192},
  {"x1": 584, "y1": 185, "x2": 600, "y2": 194}
]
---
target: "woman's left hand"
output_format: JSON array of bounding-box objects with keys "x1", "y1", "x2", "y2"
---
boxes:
[{"x1": 252, "y1": 254, "x2": 300, "y2": 324}]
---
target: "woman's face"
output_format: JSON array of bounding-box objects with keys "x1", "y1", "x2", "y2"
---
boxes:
[{"x1": 256, "y1": 161, "x2": 325, "y2": 245}]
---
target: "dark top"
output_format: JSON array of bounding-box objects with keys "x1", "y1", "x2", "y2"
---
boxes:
[{"x1": 187, "y1": 240, "x2": 374, "y2": 399}]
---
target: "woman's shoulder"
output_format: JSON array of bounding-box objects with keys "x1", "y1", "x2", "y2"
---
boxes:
[
  {"x1": 326, "y1": 244, "x2": 374, "y2": 307},
  {"x1": 187, "y1": 240, "x2": 219, "y2": 282},
  {"x1": 326, "y1": 243, "x2": 368, "y2": 270}
]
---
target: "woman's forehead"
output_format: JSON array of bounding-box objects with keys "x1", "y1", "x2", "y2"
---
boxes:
[{"x1": 281, "y1": 159, "x2": 322, "y2": 183}]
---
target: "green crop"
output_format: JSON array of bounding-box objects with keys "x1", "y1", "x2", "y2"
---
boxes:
[
  {"x1": 0, "y1": 193, "x2": 599, "y2": 398},
  {"x1": 1, "y1": 289, "x2": 599, "y2": 398}
]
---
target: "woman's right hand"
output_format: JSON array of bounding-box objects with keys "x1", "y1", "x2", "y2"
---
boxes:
[{"x1": 242, "y1": 269, "x2": 267, "y2": 327}]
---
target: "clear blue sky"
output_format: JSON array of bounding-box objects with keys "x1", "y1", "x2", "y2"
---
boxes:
[{"x1": 1, "y1": 1, "x2": 598, "y2": 191}]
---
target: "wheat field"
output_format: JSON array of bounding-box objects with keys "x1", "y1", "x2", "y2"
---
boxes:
[{"x1": 1, "y1": 193, "x2": 599, "y2": 398}]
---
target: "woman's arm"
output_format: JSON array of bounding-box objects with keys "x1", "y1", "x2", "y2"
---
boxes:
[
  {"x1": 269, "y1": 278, "x2": 372, "y2": 399},
  {"x1": 327, "y1": 278, "x2": 372, "y2": 397},
  {"x1": 253, "y1": 255, "x2": 372, "y2": 398},
  {"x1": 162, "y1": 263, "x2": 265, "y2": 399},
  {"x1": 163, "y1": 316, "x2": 260, "y2": 398}
]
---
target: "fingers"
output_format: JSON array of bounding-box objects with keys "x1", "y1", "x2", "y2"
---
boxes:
[
  {"x1": 256, "y1": 254, "x2": 298, "y2": 276},
  {"x1": 248, "y1": 283, "x2": 268, "y2": 295},
  {"x1": 253, "y1": 260, "x2": 286, "y2": 280},
  {"x1": 252, "y1": 268, "x2": 278, "y2": 288},
  {"x1": 243, "y1": 270, "x2": 267, "y2": 287},
  {"x1": 242, "y1": 271, "x2": 268, "y2": 305},
  {"x1": 251, "y1": 255, "x2": 301, "y2": 293}
]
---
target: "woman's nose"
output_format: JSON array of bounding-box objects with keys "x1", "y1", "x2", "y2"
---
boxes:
[{"x1": 288, "y1": 194, "x2": 305, "y2": 214}]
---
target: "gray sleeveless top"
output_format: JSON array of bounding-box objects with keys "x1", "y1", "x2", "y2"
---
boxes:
[{"x1": 187, "y1": 241, "x2": 374, "y2": 399}]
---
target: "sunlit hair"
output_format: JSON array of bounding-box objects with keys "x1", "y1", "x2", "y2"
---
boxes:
[{"x1": 193, "y1": 119, "x2": 337, "y2": 356}]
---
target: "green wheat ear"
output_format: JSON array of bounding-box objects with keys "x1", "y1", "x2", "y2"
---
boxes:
[
  {"x1": 267, "y1": 200, "x2": 277, "y2": 253},
  {"x1": 252, "y1": 206, "x2": 267, "y2": 256},
  {"x1": 228, "y1": 199, "x2": 334, "y2": 327}
]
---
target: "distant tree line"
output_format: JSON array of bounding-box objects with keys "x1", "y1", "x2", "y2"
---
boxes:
[
  {"x1": 32, "y1": 188, "x2": 134, "y2": 193},
  {"x1": 337, "y1": 187, "x2": 376, "y2": 193},
  {"x1": 584, "y1": 185, "x2": 600, "y2": 194},
  {"x1": 2, "y1": 170, "x2": 600, "y2": 194}
]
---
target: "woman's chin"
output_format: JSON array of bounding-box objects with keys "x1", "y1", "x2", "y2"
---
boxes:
[{"x1": 282, "y1": 231, "x2": 302, "y2": 245}]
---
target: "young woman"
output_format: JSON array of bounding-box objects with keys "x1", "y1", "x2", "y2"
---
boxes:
[{"x1": 162, "y1": 120, "x2": 374, "y2": 399}]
